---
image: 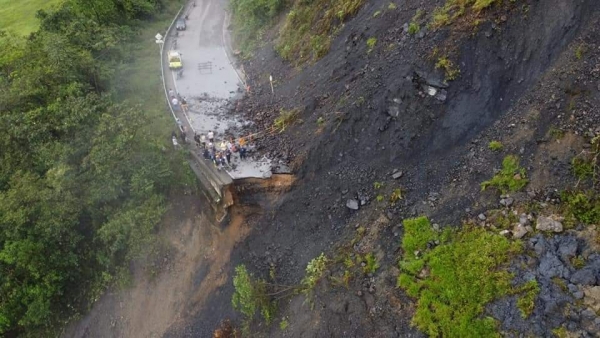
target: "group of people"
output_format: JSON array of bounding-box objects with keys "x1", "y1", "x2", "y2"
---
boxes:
[
  {"x1": 194, "y1": 131, "x2": 249, "y2": 170},
  {"x1": 169, "y1": 88, "x2": 187, "y2": 110},
  {"x1": 168, "y1": 88, "x2": 251, "y2": 171}
]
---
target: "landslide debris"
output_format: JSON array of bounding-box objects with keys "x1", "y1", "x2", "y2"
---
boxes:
[{"x1": 167, "y1": 0, "x2": 600, "y2": 336}]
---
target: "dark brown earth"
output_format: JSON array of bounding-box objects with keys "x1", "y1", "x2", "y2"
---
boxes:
[
  {"x1": 163, "y1": 0, "x2": 600, "y2": 337},
  {"x1": 68, "y1": 0, "x2": 600, "y2": 337}
]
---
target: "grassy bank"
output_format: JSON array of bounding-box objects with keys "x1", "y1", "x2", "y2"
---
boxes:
[{"x1": 0, "y1": 0, "x2": 62, "y2": 34}]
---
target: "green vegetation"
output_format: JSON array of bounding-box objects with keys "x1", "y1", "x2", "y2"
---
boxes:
[
  {"x1": 373, "y1": 181, "x2": 384, "y2": 189},
  {"x1": 232, "y1": 253, "x2": 330, "y2": 330},
  {"x1": 515, "y1": 279, "x2": 540, "y2": 318},
  {"x1": 232, "y1": 265, "x2": 276, "y2": 327},
  {"x1": 362, "y1": 253, "x2": 380, "y2": 274},
  {"x1": 429, "y1": 0, "x2": 501, "y2": 29},
  {"x1": 277, "y1": 0, "x2": 365, "y2": 63},
  {"x1": 481, "y1": 155, "x2": 528, "y2": 194},
  {"x1": 408, "y1": 22, "x2": 420, "y2": 34},
  {"x1": 0, "y1": 0, "x2": 62, "y2": 34},
  {"x1": 397, "y1": 217, "x2": 522, "y2": 337},
  {"x1": 388, "y1": 2, "x2": 397, "y2": 10},
  {"x1": 572, "y1": 157, "x2": 594, "y2": 179},
  {"x1": 390, "y1": 188, "x2": 403, "y2": 205},
  {"x1": 279, "y1": 318, "x2": 289, "y2": 330},
  {"x1": 571, "y1": 136, "x2": 598, "y2": 181},
  {"x1": 489, "y1": 140, "x2": 504, "y2": 151},
  {"x1": 561, "y1": 191, "x2": 600, "y2": 225},
  {"x1": 548, "y1": 125, "x2": 565, "y2": 139},
  {"x1": 366, "y1": 37, "x2": 377, "y2": 53},
  {"x1": 302, "y1": 253, "x2": 329, "y2": 292},
  {"x1": 552, "y1": 276, "x2": 568, "y2": 292},
  {"x1": 553, "y1": 326, "x2": 569, "y2": 338},
  {"x1": 316, "y1": 116, "x2": 325, "y2": 127},
  {"x1": 229, "y1": 0, "x2": 285, "y2": 56},
  {"x1": 273, "y1": 108, "x2": 300, "y2": 133},
  {"x1": 408, "y1": 9, "x2": 424, "y2": 35},
  {"x1": 575, "y1": 44, "x2": 586, "y2": 60},
  {"x1": 0, "y1": 0, "x2": 191, "y2": 335},
  {"x1": 571, "y1": 256, "x2": 585, "y2": 269},
  {"x1": 435, "y1": 56, "x2": 460, "y2": 81}
]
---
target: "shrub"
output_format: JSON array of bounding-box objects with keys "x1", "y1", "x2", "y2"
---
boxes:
[
  {"x1": 575, "y1": 44, "x2": 586, "y2": 60},
  {"x1": 277, "y1": 0, "x2": 366, "y2": 63},
  {"x1": 301, "y1": 253, "x2": 328, "y2": 292},
  {"x1": 515, "y1": 279, "x2": 540, "y2": 318},
  {"x1": 363, "y1": 253, "x2": 380, "y2": 274},
  {"x1": 435, "y1": 56, "x2": 460, "y2": 81},
  {"x1": 388, "y1": 2, "x2": 397, "y2": 10},
  {"x1": 231, "y1": 265, "x2": 276, "y2": 324},
  {"x1": 390, "y1": 188, "x2": 403, "y2": 205},
  {"x1": 279, "y1": 318, "x2": 289, "y2": 330},
  {"x1": 397, "y1": 217, "x2": 521, "y2": 337},
  {"x1": 481, "y1": 155, "x2": 528, "y2": 194},
  {"x1": 366, "y1": 37, "x2": 377, "y2": 53},
  {"x1": 429, "y1": 0, "x2": 500, "y2": 28},
  {"x1": 408, "y1": 22, "x2": 420, "y2": 34},
  {"x1": 273, "y1": 108, "x2": 300, "y2": 133},
  {"x1": 488, "y1": 140, "x2": 503, "y2": 151},
  {"x1": 408, "y1": 9, "x2": 423, "y2": 34},
  {"x1": 572, "y1": 157, "x2": 594, "y2": 179},
  {"x1": 230, "y1": 0, "x2": 285, "y2": 55},
  {"x1": 561, "y1": 191, "x2": 600, "y2": 225}
]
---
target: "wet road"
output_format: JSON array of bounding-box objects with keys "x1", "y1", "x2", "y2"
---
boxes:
[{"x1": 168, "y1": 0, "x2": 271, "y2": 179}]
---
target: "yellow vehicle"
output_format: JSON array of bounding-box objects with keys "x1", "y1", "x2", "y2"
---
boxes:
[{"x1": 168, "y1": 51, "x2": 182, "y2": 69}]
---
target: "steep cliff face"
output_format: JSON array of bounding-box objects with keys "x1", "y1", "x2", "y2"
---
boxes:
[{"x1": 166, "y1": 0, "x2": 600, "y2": 336}]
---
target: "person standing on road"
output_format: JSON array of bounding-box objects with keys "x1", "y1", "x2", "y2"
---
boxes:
[
  {"x1": 172, "y1": 97, "x2": 179, "y2": 107},
  {"x1": 225, "y1": 148, "x2": 232, "y2": 165},
  {"x1": 194, "y1": 133, "x2": 200, "y2": 147},
  {"x1": 208, "y1": 130, "x2": 214, "y2": 143},
  {"x1": 200, "y1": 134, "x2": 206, "y2": 148}
]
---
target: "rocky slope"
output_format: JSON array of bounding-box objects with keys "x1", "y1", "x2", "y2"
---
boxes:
[{"x1": 166, "y1": 0, "x2": 600, "y2": 336}]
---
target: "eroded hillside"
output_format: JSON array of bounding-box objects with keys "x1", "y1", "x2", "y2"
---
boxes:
[{"x1": 165, "y1": 0, "x2": 600, "y2": 337}]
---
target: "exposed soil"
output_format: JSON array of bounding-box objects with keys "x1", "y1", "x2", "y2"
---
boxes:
[
  {"x1": 63, "y1": 194, "x2": 255, "y2": 338},
  {"x1": 66, "y1": 0, "x2": 600, "y2": 337},
  {"x1": 165, "y1": 0, "x2": 600, "y2": 336}
]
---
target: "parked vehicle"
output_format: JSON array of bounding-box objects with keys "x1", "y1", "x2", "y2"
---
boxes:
[
  {"x1": 168, "y1": 51, "x2": 182, "y2": 69},
  {"x1": 176, "y1": 19, "x2": 186, "y2": 31}
]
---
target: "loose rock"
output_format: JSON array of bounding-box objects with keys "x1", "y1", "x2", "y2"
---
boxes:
[
  {"x1": 536, "y1": 215, "x2": 564, "y2": 233},
  {"x1": 346, "y1": 199, "x2": 359, "y2": 210}
]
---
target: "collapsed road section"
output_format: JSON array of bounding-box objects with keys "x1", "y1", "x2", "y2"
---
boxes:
[{"x1": 159, "y1": 0, "x2": 276, "y2": 216}]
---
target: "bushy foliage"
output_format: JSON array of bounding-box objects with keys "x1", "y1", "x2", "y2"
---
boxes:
[
  {"x1": 0, "y1": 0, "x2": 186, "y2": 334},
  {"x1": 302, "y1": 253, "x2": 328, "y2": 291},
  {"x1": 362, "y1": 253, "x2": 379, "y2": 274},
  {"x1": 430, "y1": 0, "x2": 500, "y2": 28},
  {"x1": 515, "y1": 279, "x2": 540, "y2": 318},
  {"x1": 488, "y1": 140, "x2": 503, "y2": 151},
  {"x1": 397, "y1": 217, "x2": 522, "y2": 337},
  {"x1": 561, "y1": 191, "x2": 600, "y2": 225},
  {"x1": 481, "y1": 155, "x2": 528, "y2": 194},
  {"x1": 231, "y1": 265, "x2": 276, "y2": 325},
  {"x1": 277, "y1": 0, "x2": 365, "y2": 63},
  {"x1": 229, "y1": 0, "x2": 285, "y2": 55}
]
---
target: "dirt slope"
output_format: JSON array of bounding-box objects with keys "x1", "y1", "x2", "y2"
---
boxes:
[{"x1": 160, "y1": 0, "x2": 600, "y2": 337}]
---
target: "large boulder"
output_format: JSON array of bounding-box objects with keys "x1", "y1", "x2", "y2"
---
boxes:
[
  {"x1": 539, "y1": 252, "x2": 567, "y2": 279},
  {"x1": 582, "y1": 286, "x2": 600, "y2": 312},
  {"x1": 536, "y1": 215, "x2": 564, "y2": 233},
  {"x1": 570, "y1": 267, "x2": 598, "y2": 285}
]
